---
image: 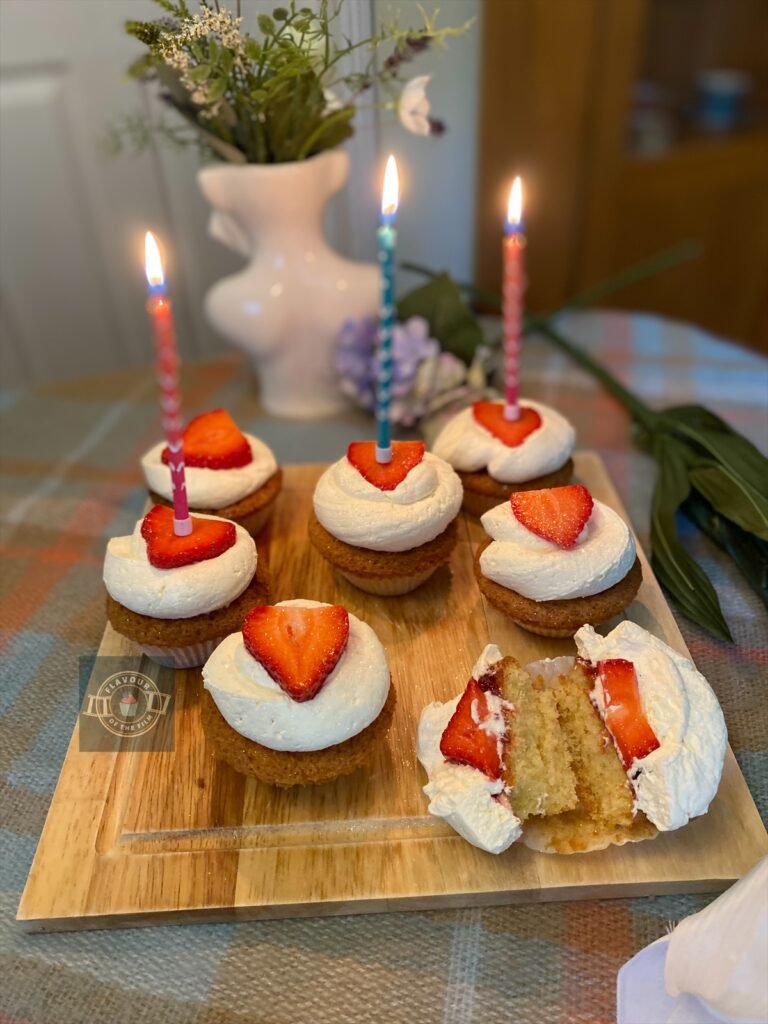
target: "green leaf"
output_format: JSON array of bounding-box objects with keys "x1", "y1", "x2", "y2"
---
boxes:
[
  {"x1": 273, "y1": 6, "x2": 289, "y2": 19},
  {"x1": 244, "y1": 38, "x2": 262, "y2": 61},
  {"x1": 683, "y1": 490, "x2": 768, "y2": 609},
  {"x1": 396, "y1": 274, "x2": 484, "y2": 365},
  {"x1": 257, "y1": 13, "x2": 276, "y2": 35},
  {"x1": 688, "y1": 463, "x2": 768, "y2": 539},
  {"x1": 659, "y1": 407, "x2": 768, "y2": 502},
  {"x1": 650, "y1": 436, "x2": 733, "y2": 641},
  {"x1": 188, "y1": 64, "x2": 211, "y2": 84},
  {"x1": 206, "y1": 77, "x2": 228, "y2": 103}
]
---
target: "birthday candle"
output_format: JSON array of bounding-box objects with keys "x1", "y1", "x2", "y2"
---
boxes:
[
  {"x1": 503, "y1": 176, "x2": 526, "y2": 421},
  {"x1": 376, "y1": 155, "x2": 400, "y2": 464},
  {"x1": 144, "y1": 232, "x2": 192, "y2": 537}
]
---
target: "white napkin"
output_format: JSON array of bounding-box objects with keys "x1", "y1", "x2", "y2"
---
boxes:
[{"x1": 618, "y1": 855, "x2": 768, "y2": 1024}]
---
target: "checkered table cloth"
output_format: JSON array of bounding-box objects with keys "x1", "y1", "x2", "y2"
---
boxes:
[{"x1": 1, "y1": 311, "x2": 766, "y2": 1024}]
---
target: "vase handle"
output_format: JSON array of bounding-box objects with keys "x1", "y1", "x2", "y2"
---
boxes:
[{"x1": 208, "y1": 211, "x2": 251, "y2": 258}]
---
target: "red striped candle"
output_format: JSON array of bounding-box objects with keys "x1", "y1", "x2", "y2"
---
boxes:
[
  {"x1": 144, "y1": 232, "x2": 192, "y2": 537},
  {"x1": 502, "y1": 176, "x2": 526, "y2": 421}
]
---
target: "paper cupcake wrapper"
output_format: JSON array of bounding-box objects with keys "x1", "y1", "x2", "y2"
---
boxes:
[{"x1": 139, "y1": 637, "x2": 223, "y2": 669}]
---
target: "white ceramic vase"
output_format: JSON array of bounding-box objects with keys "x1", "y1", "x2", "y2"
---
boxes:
[{"x1": 198, "y1": 150, "x2": 378, "y2": 419}]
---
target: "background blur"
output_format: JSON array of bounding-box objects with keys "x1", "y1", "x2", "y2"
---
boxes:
[{"x1": 0, "y1": 0, "x2": 766, "y2": 389}]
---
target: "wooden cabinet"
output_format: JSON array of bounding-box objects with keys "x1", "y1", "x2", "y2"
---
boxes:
[{"x1": 474, "y1": 0, "x2": 768, "y2": 351}]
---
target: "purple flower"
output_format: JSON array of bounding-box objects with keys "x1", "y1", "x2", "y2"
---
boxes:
[{"x1": 335, "y1": 315, "x2": 478, "y2": 425}]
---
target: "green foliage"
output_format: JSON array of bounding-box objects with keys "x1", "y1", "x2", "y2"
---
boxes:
[
  {"x1": 397, "y1": 273, "x2": 483, "y2": 366},
  {"x1": 112, "y1": 0, "x2": 472, "y2": 164}
]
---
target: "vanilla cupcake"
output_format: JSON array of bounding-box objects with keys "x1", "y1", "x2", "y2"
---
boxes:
[
  {"x1": 202, "y1": 599, "x2": 395, "y2": 786},
  {"x1": 308, "y1": 440, "x2": 463, "y2": 596},
  {"x1": 432, "y1": 399, "x2": 575, "y2": 516},
  {"x1": 104, "y1": 505, "x2": 269, "y2": 668},
  {"x1": 141, "y1": 409, "x2": 282, "y2": 537},
  {"x1": 475, "y1": 484, "x2": 641, "y2": 636}
]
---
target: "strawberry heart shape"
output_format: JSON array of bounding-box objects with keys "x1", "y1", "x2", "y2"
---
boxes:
[
  {"x1": 472, "y1": 402, "x2": 541, "y2": 447},
  {"x1": 162, "y1": 409, "x2": 252, "y2": 470},
  {"x1": 510, "y1": 484, "x2": 594, "y2": 549},
  {"x1": 347, "y1": 440, "x2": 425, "y2": 491},
  {"x1": 141, "y1": 505, "x2": 236, "y2": 569},
  {"x1": 243, "y1": 604, "x2": 350, "y2": 702}
]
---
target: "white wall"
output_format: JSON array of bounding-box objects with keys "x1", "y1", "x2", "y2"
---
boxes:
[{"x1": 375, "y1": 0, "x2": 482, "y2": 292}]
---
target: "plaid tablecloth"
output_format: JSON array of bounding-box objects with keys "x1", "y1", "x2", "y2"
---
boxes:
[{"x1": 1, "y1": 310, "x2": 766, "y2": 1024}]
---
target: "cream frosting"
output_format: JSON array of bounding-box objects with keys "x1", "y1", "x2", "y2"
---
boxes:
[
  {"x1": 416, "y1": 645, "x2": 523, "y2": 854},
  {"x1": 479, "y1": 498, "x2": 636, "y2": 600},
  {"x1": 431, "y1": 399, "x2": 575, "y2": 484},
  {"x1": 103, "y1": 514, "x2": 257, "y2": 619},
  {"x1": 576, "y1": 622, "x2": 727, "y2": 831},
  {"x1": 141, "y1": 434, "x2": 278, "y2": 509},
  {"x1": 202, "y1": 600, "x2": 390, "y2": 752},
  {"x1": 312, "y1": 451, "x2": 463, "y2": 553}
]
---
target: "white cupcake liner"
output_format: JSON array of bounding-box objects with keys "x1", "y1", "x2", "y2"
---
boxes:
[
  {"x1": 140, "y1": 637, "x2": 223, "y2": 669},
  {"x1": 337, "y1": 566, "x2": 438, "y2": 596}
]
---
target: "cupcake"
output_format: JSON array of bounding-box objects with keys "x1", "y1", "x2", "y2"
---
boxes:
[
  {"x1": 432, "y1": 399, "x2": 575, "y2": 516},
  {"x1": 104, "y1": 505, "x2": 269, "y2": 668},
  {"x1": 308, "y1": 440, "x2": 463, "y2": 596},
  {"x1": 141, "y1": 409, "x2": 282, "y2": 537},
  {"x1": 202, "y1": 599, "x2": 395, "y2": 786},
  {"x1": 417, "y1": 623, "x2": 727, "y2": 855},
  {"x1": 475, "y1": 483, "x2": 642, "y2": 637}
]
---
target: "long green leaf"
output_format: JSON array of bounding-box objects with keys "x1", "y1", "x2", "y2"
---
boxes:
[
  {"x1": 682, "y1": 490, "x2": 768, "y2": 609},
  {"x1": 688, "y1": 464, "x2": 768, "y2": 539},
  {"x1": 650, "y1": 436, "x2": 732, "y2": 641},
  {"x1": 659, "y1": 412, "x2": 768, "y2": 503}
]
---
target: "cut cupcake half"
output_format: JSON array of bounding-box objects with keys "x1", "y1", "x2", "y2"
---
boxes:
[{"x1": 417, "y1": 623, "x2": 727, "y2": 855}]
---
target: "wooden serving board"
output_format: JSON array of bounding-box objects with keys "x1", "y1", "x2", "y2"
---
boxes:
[{"x1": 18, "y1": 454, "x2": 768, "y2": 931}]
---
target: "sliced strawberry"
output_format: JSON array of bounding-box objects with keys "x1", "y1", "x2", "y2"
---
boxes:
[
  {"x1": 347, "y1": 440, "x2": 425, "y2": 491},
  {"x1": 439, "y1": 677, "x2": 505, "y2": 780},
  {"x1": 242, "y1": 605, "x2": 350, "y2": 702},
  {"x1": 140, "y1": 505, "x2": 236, "y2": 569},
  {"x1": 162, "y1": 409, "x2": 252, "y2": 469},
  {"x1": 510, "y1": 484, "x2": 594, "y2": 549},
  {"x1": 472, "y1": 402, "x2": 541, "y2": 447},
  {"x1": 597, "y1": 659, "x2": 660, "y2": 769}
]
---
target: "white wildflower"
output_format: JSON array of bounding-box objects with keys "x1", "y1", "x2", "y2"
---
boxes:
[{"x1": 398, "y1": 75, "x2": 432, "y2": 135}]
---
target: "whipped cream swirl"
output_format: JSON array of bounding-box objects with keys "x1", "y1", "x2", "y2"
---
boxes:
[
  {"x1": 313, "y1": 452, "x2": 463, "y2": 553},
  {"x1": 141, "y1": 434, "x2": 278, "y2": 509},
  {"x1": 104, "y1": 514, "x2": 257, "y2": 619},
  {"x1": 432, "y1": 399, "x2": 575, "y2": 484},
  {"x1": 417, "y1": 645, "x2": 522, "y2": 854},
  {"x1": 479, "y1": 499, "x2": 636, "y2": 600},
  {"x1": 203, "y1": 600, "x2": 390, "y2": 752},
  {"x1": 576, "y1": 622, "x2": 727, "y2": 831}
]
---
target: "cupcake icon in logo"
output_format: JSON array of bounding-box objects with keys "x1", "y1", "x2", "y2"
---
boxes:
[
  {"x1": 119, "y1": 691, "x2": 139, "y2": 718},
  {"x1": 83, "y1": 670, "x2": 172, "y2": 740}
]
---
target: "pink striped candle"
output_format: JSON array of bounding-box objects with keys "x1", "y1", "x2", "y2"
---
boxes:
[
  {"x1": 502, "y1": 176, "x2": 527, "y2": 421},
  {"x1": 144, "y1": 232, "x2": 192, "y2": 537}
]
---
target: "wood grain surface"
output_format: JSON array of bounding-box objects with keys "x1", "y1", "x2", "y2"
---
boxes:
[{"x1": 17, "y1": 454, "x2": 768, "y2": 931}]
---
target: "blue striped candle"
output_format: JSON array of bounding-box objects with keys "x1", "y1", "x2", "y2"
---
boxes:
[{"x1": 376, "y1": 156, "x2": 399, "y2": 464}]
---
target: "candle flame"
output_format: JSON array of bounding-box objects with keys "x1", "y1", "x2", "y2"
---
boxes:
[
  {"x1": 144, "y1": 231, "x2": 165, "y2": 287},
  {"x1": 506, "y1": 176, "x2": 523, "y2": 226},
  {"x1": 381, "y1": 155, "x2": 399, "y2": 219}
]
